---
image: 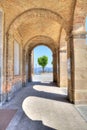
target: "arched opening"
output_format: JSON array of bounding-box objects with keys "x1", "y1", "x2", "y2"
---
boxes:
[
  {"x1": 31, "y1": 45, "x2": 53, "y2": 83},
  {"x1": 24, "y1": 35, "x2": 58, "y2": 85},
  {"x1": 5, "y1": 8, "x2": 74, "y2": 103}
]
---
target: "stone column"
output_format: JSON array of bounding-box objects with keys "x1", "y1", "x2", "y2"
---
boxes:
[
  {"x1": 31, "y1": 51, "x2": 34, "y2": 74},
  {"x1": 57, "y1": 47, "x2": 60, "y2": 87},
  {"x1": 22, "y1": 49, "x2": 26, "y2": 87},
  {"x1": 60, "y1": 49, "x2": 67, "y2": 87},
  {"x1": 66, "y1": 34, "x2": 74, "y2": 103},
  {"x1": 0, "y1": 11, "x2": 3, "y2": 103},
  {"x1": 53, "y1": 49, "x2": 57, "y2": 82},
  {"x1": 28, "y1": 53, "x2": 32, "y2": 82},
  {"x1": 6, "y1": 31, "x2": 14, "y2": 101},
  {"x1": 73, "y1": 33, "x2": 87, "y2": 104}
]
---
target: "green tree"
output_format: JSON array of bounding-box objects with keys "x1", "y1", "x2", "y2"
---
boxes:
[{"x1": 38, "y1": 56, "x2": 48, "y2": 72}]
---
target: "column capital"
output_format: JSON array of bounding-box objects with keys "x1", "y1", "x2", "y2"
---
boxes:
[
  {"x1": 29, "y1": 52, "x2": 32, "y2": 56},
  {"x1": 53, "y1": 48, "x2": 58, "y2": 55},
  {"x1": 7, "y1": 29, "x2": 14, "y2": 39},
  {"x1": 65, "y1": 34, "x2": 73, "y2": 42}
]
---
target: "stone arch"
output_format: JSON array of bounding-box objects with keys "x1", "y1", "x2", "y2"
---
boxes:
[
  {"x1": 24, "y1": 35, "x2": 57, "y2": 82},
  {"x1": 73, "y1": 0, "x2": 87, "y2": 32},
  {"x1": 7, "y1": 8, "x2": 68, "y2": 34},
  {"x1": 6, "y1": 8, "x2": 74, "y2": 103},
  {"x1": 24, "y1": 35, "x2": 56, "y2": 54}
]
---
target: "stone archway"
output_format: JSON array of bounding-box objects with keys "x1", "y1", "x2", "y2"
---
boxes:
[
  {"x1": 4, "y1": 8, "x2": 74, "y2": 103},
  {"x1": 24, "y1": 35, "x2": 58, "y2": 84}
]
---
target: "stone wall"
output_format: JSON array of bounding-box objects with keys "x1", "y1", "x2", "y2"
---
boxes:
[
  {"x1": 7, "y1": 76, "x2": 23, "y2": 101},
  {"x1": 5, "y1": 31, "x2": 25, "y2": 102}
]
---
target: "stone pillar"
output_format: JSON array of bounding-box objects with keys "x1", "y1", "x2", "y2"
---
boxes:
[
  {"x1": 60, "y1": 49, "x2": 67, "y2": 87},
  {"x1": 22, "y1": 49, "x2": 26, "y2": 87},
  {"x1": 66, "y1": 34, "x2": 74, "y2": 103},
  {"x1": 53, "y1": 49, "x2": 57, "y2": 82},
  {"x1": 0, "y1": 11, "x2": 3, "y2": 103},
  {"x1": 31, "y1": 51, "x2": 34, "y2": 74},
  {"x1": 6, "y1": 31, "x2": 14, "y2": 101},
  {"x1": 57, "y1": 48, "x2": 60, "y2": 87},
  {"x1": 28, "y1": 53, "x2": 32, "y2": 82},
  {"x1": 73, "y1": 33, "x2": 87, "y2": 104}
]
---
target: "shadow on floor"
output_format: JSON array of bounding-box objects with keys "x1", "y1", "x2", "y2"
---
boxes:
[
  {"x1": 25, "y1": 82, "x2": 69, "y2": 104},
  {"x1": 23, "y1": 113, "x2": 56, "y2": 130},
  {"x1": 29, "y1": 81, "x2": 57, "y2": 87}
]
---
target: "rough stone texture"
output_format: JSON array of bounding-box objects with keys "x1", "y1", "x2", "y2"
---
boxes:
[
  {"x1": 73, "y1": 0, "x2": 86, "y2": 31},
  {"x1": 7, "y1": 81, "x2": 22, "y2": 101}
]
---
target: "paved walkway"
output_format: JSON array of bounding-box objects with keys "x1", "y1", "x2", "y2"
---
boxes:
[{"x1": 0, "y1": 80, "x2": 87, "y2": 130}]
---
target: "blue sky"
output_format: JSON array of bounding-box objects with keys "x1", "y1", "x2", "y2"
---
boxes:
[{"x1": 34, "y1": 45, "x2": 53, "y2": 68}]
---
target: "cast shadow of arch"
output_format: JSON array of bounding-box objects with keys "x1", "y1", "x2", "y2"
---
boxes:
[
  {"x1": 23, "y1": 113, "x2": 56, "y2": 130},
  {"x1": 22, "y1": 82, "x2": 69, "y2": 129},
  {"x1": 26, "y1": 82, "x2": 69, "y2": 103},
  {"x1": 22, "y1": 96, "x2": 69, "y2": 130}
]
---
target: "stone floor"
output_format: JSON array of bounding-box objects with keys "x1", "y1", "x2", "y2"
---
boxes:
[
  {"x1": 0, "y1": 74, "x2": 87, "y2": 130},
  {"x1": 32, "y1": 72, "x2": 53, "y2": 83}
]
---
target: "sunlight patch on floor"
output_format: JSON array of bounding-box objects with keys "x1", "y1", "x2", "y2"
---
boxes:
[
  {"x1": 33, "y1": 85, "x2": 67, "y2": 95},
  {"x1": 22, "y1": 96, "x2": 68, "y2": 130},
  {"x1": 22, "y1": 96, "x2": 87, "y2": 130}
]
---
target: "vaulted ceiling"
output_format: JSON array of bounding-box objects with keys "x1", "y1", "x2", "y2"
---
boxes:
[{"x1": 0, "y1": 0, "x2": 75, "y2": 30}]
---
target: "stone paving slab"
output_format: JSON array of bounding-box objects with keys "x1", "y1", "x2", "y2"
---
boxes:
[
  {"x1": 75, "y1": 105, "x2": 87, "y2": 122},
  {"x1": 0, "y1": 109, "x2": 17, "y2": 130},
  {"x1": 6, "y1": 109, "x2": 23, "y2": 130}
]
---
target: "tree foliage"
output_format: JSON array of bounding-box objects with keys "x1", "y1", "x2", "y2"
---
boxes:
[{"x1": 38, "y1": 56, "x2": 48, "y2": 72}]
